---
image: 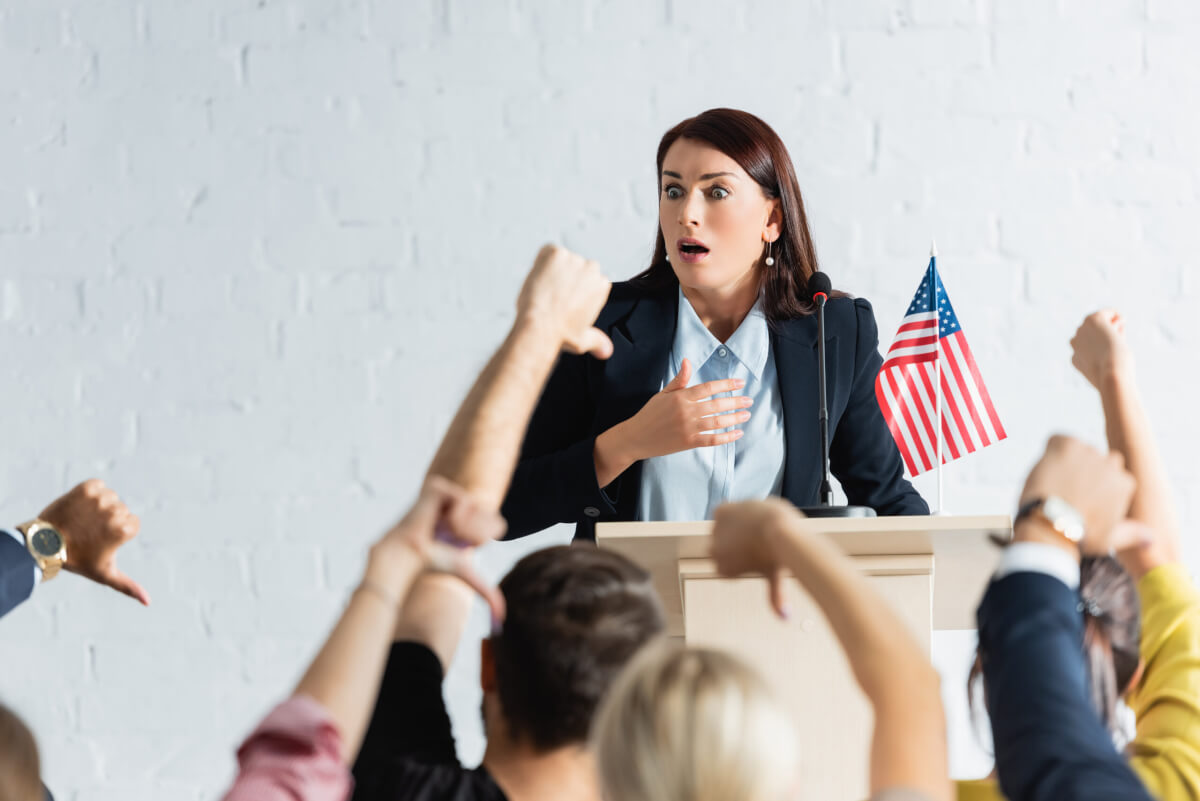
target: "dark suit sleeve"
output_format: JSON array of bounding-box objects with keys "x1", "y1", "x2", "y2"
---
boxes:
[
  {"x1": 0, "y1": 529, "x2": 36, "y2": 619},
  {"x1": 828, "y1": 299, "x2": 928, "y2": 516},
  {"x1": 500, "y1": 351, "x2": 617, "y2": 539},
  {"x1": 978, "y1": 572, "x2": 1154, "y2": 801}
]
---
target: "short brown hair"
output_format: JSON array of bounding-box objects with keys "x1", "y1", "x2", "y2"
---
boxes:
[
  {"x1": 489, "y1": 544, "x2": 666, "y2": 749},
  {"x1": 0, "y1": 701, "x2": 42, "y2": 801}
]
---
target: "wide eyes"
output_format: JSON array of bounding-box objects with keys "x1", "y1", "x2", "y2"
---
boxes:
[{"x1": 662, "y1": 184, "x2": 731, "y2": 200}]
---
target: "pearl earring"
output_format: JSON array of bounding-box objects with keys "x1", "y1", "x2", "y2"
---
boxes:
[{"x1": 765, "y1": 240, "x2": 775, "y2": 267}]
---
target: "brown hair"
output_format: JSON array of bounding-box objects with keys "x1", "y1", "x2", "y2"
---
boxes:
[
  {"x1": 632, "y1": 107, "x2": 828, "y2": 323},
  {"x1": 969, "y1": 555, "x2": 1141, "y2": 735},
  {"x1": 489, "y1": 544, "x2": 666, "y2": 750},
  {"x1": 0, "y1": 701, "x2": 42, "y2": 801}
]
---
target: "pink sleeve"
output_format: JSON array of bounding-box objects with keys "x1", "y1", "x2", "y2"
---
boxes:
[{"x1": 220, "y1": 694, "x2": 353, "y2": 801}]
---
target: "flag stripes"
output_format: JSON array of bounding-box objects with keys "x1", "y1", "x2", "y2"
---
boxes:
[{"x1": 874, "y1": 259, "x2": 1006, "y2": 477}]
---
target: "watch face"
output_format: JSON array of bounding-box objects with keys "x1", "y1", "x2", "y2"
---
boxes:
[
  {"x1": 31, "y1": 527, "x2": 63, "y2": 557},
  {"x1": 1043, "y1": 496, "x2": 1085, "y2": 542}
]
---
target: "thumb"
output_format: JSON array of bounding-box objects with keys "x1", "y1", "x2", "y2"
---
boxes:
[
  {"x1": 1100, "y1": 520, "x2": 1154, "y2": 554},
  {"x1": 408, "y1": 481, "x2": 451, "y2": 528},
  {"x1": 105, "y1": 569, "x2": 151, "y2": 606},
  {"x1": 768, "y1": 566, "x2": 789, "y2": 620},
  {"x1": 665, "y1": 358, "x2": 692, "y2": 392},
  {"x1": 579, "y1": 327, "x2": 614, "y2": 360},
  {"x1": 451, "y1": 557, "x2": 507, "y2": 627}
]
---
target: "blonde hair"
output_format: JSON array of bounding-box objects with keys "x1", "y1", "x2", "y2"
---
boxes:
[
  {"x1": 591, "y1": 641, "x2": 799, "y2": 801},
  {"x1": 0, "y1": 701, "x2": 42, "y2": 801}
]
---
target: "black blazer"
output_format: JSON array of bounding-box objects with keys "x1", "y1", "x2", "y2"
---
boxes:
[
  {"x1": 978, "y1": 572, "x2": 1153, "y2": 801},
  {"x1": 501, "y1": 280, "x2": 928, "y2": 541},
  {"x1": 0, "y1": 529, "x2": 36, "y2": 619}
]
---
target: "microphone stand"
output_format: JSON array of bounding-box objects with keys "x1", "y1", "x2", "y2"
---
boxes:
[{"x1": 799, "y1": 289, "x2": 876, "y2": 519}]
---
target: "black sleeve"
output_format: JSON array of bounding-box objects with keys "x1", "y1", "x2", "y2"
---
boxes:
[
  {"x1": 0, "y1": 530, "x2": 36, "y2": 619},
  {"x1": 828, "y1": 299, "x2": 929, "y2": 516},
  {"x1": 500, "y1": 351, "x2": 618, "y2": 539},
  {"x1": 353, "y1": 642, "x2": 458, "y2": 775},
  {"x1": 978, "y1": 572, "x2": 1154, "y2": 801}
]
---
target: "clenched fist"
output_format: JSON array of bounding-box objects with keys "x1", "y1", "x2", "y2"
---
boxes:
[
  {"x1": 39, "y1": 479, "x2": 150, "y2": 605},
  {"x1": 516, "y1": 244, "x2": 613, "y2": 359},
  {"x1": 1070, "y1": 310, "x2": 1132, "y2": 390}
]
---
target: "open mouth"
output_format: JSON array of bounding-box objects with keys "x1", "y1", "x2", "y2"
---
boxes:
[{"x1": 676, "y1": 238, "x2": 710, "y2": 261}]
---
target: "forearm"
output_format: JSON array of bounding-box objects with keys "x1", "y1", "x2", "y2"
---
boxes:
[
  {"x1": 294, "y1": 548, "x2": 423, "y2": 762},
  {"x1": 772, "y1": 518, "x2": 949, "y2": 799},
  {"x1": 392, "y1": 574, "x2": 475, "y2": 671},
  {"x1": 428, "y1": 316, "x2": 563, "y2": 508},
  {"x1": 1099, "y1": 371, "x2": 1180, "y2": 574},
  {"x1": 593, "y1": 425, "x2": 636, "y2": 488}
]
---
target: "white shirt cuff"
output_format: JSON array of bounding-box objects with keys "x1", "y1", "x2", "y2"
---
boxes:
[
  {"x1": 994, "y1": 542, "x2": 1080, "y2": 590},
  {"x1": 3, "y1": 527, "x2": 42, "y2": 585}
]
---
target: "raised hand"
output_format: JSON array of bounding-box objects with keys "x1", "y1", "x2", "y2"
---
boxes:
[
  {"x1": 1070, "y1": 309, "x2": 1132, "y2": 390},
  {"x1": 1017, "y1": 435, "x2": 1146, "y2": 555},
  {"x1": 516, "y1": 244, "x2": 613, "y2": 359},
  {"x1": 38, "y1": 479, "x2": 150, "y2": 605},
  {"x1": 368, "y1": 476, "x2": 508, "y2": 621}
]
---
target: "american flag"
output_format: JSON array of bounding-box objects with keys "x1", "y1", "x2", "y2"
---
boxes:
[{"x1": 874, "y1": 257, "x2": 1006, "y2": 477}]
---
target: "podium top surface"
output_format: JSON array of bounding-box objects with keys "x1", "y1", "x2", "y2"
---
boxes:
[{"x1": 596, "y1": 514, "x2": 1011, "y2": 631}]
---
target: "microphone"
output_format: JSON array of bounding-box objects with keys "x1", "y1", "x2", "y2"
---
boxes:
[{"x1": 799, "y1": 272, "x2": 876, "y2": 519}]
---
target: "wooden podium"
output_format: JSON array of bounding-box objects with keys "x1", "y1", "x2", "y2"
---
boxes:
[{"x1": 596, "y1": 515, "x2": 1011, "y2": 801}]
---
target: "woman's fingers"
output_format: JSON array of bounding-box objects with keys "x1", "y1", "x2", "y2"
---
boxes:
[
  {"x1": 693, "y1": 429, "x2": 745, "y2": 447},
  {"x1": 684, "y1": 377, "x2": 745, "y2": 401},
  {"x1": 693, "y1": 395, "x2": 754, "y2": 416},
  {"x1": 696, "y1": 410, "x2": 752, "y2": 433},
  {"x1": 664, "y1": 358, "x2": 692, "y2": 392}
]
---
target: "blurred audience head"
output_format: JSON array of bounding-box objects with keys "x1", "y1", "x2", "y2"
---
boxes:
[
  {"x1": 484, "y1": 545, "x2": 665, "y2": 750},
  {"x1": 0, "y1": 701, "x2": 41, "y2": 801},
  {"x1": 971, "y1": 554, "x2": 1142, "y2": 735},
  {"x1": 592, "y1": 641, "x2": 800, "y2": 801}
]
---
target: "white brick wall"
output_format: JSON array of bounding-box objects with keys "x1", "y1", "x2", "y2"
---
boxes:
[{"x1": 2, "y1": 0, "x2": 1198, "y2": 796}]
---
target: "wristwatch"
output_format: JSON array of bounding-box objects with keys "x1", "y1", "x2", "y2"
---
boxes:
[
  {"x1": 1014, "y1": 496, "x2": 1086, "y2": 546},
  {"x1": 15, "y1": 519, "x2": 67, "y2": 581}
]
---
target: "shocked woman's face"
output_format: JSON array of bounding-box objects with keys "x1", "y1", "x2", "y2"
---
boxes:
[{"x1": 658, "y1": 137, "x2": 780, "y2": 295}]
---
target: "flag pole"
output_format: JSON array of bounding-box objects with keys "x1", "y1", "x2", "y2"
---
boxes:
[{"x1": 932, "y1": 239, "x2": 944, "y2": 515}]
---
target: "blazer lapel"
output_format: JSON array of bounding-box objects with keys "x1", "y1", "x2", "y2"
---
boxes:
[
  {"x1": 592, "y1": 285, "x2": 678, "y2": 517},
  {"x1": 598, "y1": 286, "x2": 678, "y2": 434},
  {"x1": 772, "y1": 315, "x2": 826, "y2": 505}
]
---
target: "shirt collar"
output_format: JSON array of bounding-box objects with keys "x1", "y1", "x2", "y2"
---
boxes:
[{"x1": 673, "y1": 287, "x2": 771, "y2": 381}]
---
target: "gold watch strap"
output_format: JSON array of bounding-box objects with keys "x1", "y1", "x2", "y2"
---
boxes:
[{"x1": 15, "y1": 519, "x2": 66, "y2": 582}]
